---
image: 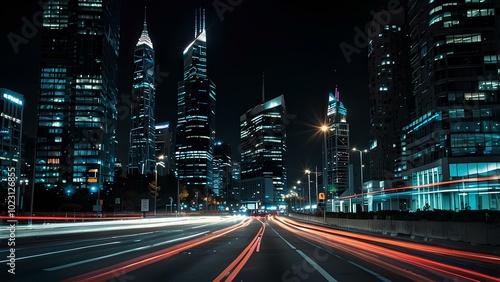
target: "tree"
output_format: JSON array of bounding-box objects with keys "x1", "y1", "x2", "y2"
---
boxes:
[
  {"x1": 149, "y1": 181, "x2": 160, "y2": 198},
  {"x1": 179, "y1": 183, "x2": 189, "y2": 202}
]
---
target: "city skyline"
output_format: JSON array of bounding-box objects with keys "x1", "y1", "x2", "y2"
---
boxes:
[{"x1": 1, "y1": 0, "x2": 386, "y2": 185}]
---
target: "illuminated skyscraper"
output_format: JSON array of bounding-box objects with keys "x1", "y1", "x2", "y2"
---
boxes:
[
  {"x1": 368, "y1": 9, "x2": 412, "y2": 185},
  {"x1": 175, "y1": 8, "x2": 216, "y2": 193},
  {"x1": 213, "y1": 142, "x2": 232, "y2": 198},
  {"x1": 0, "y1": 88, "x2": 24, "y2": 209},
  {"x1": 128, "y1": 9, "x2": 156, "y2": 176},
  {"x1": 401, "y1": 0, "x2": 500, "y2": 211},
  {"x1": 240, "y1": 94, "x2": 287, "y2": 206},
  {"x1": 155, "y1": 122, "x2": 174, "y2": 176},
  {"x1": 34, "y1": 0, "x2": 120, "y2": 193},
  {"x1": 325, "y1": 88, "x2": 349, "y2": 197}
]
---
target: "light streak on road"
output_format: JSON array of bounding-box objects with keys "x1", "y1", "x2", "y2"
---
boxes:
[
  {"x1": 279, "y1": 217, "x2": 500, "y2": 264},
  {"x1": 63, "y1": 217, "x2": 253, "y2": 282},
  {"x1": 214, "y1": 219, "x2": 266, "y2": 281},
  {"x1": 274, "y1": 217, "x2": 500, "y2": 282}
]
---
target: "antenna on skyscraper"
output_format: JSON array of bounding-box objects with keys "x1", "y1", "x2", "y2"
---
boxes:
[
  {"x1": 335, "y1": 85, "x2": 340, "y2": 100},
  {"x1": 262, "y1": 71, "x2": 265, "y2": 103},
  {"x1": 194, "y1": 9, "x2": 197, "y2": 38},
  {"x1": 143, "y1": 6, "x2": 147, "y2": 30},
  {"x1": 202, "y1": 8, "x2": 206, "y2": 31},
  {"x1": 194, "y1": 7, "x2": 205, "y2": 38}
]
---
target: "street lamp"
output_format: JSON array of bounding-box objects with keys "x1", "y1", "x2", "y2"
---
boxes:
[
  {"x1": 321, "y1": 124, "x2": 333, "y2": 223},
  {"x1": 296, "y1": 180, "x2": 302, "y2": 211},
  {"x1": 352, "y1": 148, "x2": 367, "y2": 212},
  {"x1": 155, "y1": 156, "x2": 165, "y2": 216},
  {"x1": 176, "y1": 171, "x2": 180, "y2": 214},
  {"x1": 305, "y1": 170, "x2": 312, "y2": 213}
]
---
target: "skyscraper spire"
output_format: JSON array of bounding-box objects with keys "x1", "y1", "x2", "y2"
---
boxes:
[
  {"x1": 335, "y1": 85, "x2": 340, "y2": 100},
  {"x1": 143, "y1": 6, "x2": 147, "y2": 30},
  {"x1": 137, "y1": 6, "x2": 153, "y2": 48}
]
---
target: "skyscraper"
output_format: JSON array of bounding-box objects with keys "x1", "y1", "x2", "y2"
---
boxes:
[
  {"x1": 240, "y1": 94, "x2": 287, "y2": 206},
  {"x1": 155, "y1": 122, "x2": 174, "y2": 176},
  {"x1": 34, "y1": 0, "x2": 120, "y2": 193},
  {"x1": 128, "y1": 9, "x2": 156, "y2": 176},
  {"x1": 368, "y1": 9, "x2": 412, "y2": 185},
  {"x1": 0, "y1": 88, "x2": 24, "y2": 209},
  {"x1": 325, "y1": 88, "x2": 349, "y2": 198},
  {"x1": 401, "y1": 0, "x2": 500, "y2": 211},
  {"x1": 213, "y1": 142, "x2": 232, "y2": 198},
  {"x1": 175, "y1": 8, "x2": 216, "y2": 193}
]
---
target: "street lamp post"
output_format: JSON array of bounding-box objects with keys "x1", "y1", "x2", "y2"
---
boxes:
[
  {"x1": 352, "y1": 148, "x2": 367, "y2": 212},
  {"x1": 176, "y1": 172, "x2": 180, "y2": 214},
  {"x1": 296, "y1": 180, "x2": 302, "y2": 211},
  {"x1": 321, "y1": 125, "x2": 330, "y2": 222},
  {"x1": 305, "y1": 170, "x2": 312, "y2": 213},
  {"x1": 155, "y1": 156, "x2": 165, "y2": 216}
]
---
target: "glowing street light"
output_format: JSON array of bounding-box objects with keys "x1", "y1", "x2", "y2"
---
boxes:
[{"x1": 305, "y1": 170, "x2": 312, "y2": 213}]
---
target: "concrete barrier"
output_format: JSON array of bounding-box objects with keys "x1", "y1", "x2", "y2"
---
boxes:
[{"x1": 290, "y1": 213, "x2": 500, "y2": 246}]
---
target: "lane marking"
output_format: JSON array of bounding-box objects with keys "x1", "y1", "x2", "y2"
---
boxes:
[
  {"x1": 270, "y1": 225, "x2": 338, "y2": 282},
  {"x1": 0, "y1": 241, "x2": 121, "y2": 263},
  {"x1": 275, "y1": 220, "x2": 391, "y2": 281},
  {"x1": 347, "y1": 261, "x2": 392, "y2": 282}
]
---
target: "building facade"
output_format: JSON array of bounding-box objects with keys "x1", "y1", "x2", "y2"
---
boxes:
[
  {"x1": 0, "y1": 88, "x2": 24, "y2": 209},
  {"x1": 368, "y1": 9, "x2": 413, "y2": 185},
  {"x1": 155, "y1": 122, "x2": 174, "y2": 176},
  {"x1": 239, "y1": 94, "x2": 287, "y2": 207},
  {"x1": 175, "y1": 8, "x2": 216, "y2": 193},
  {"x1": 400, "y1": 0, "x2": 500, "y2": 211},
  {"x1": 213, "y1": 142, "x2": 232, "y2": 198},
  {"x1": 231, "y1": 161, "x2": 241, "y2": 201},
  {"x1": 34, "y1": 0, "x2": 120, "y2": 194},
  {"x1": 325, "y1": 88, "x2": 350, "y2": 199},
  {"x1": 128, "y1": 11, "x2": 156, "y2": 176}
]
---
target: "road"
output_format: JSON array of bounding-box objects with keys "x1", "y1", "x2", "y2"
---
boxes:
[{"x1": 1, "y1": 215, "x2": 499, "y2": 281}]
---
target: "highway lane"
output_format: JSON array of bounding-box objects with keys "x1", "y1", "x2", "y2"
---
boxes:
[{"x1": 1, "y1": 215, "x2": 499, "y2": 281}]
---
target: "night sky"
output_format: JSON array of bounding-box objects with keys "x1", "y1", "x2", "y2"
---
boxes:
[{"x1": 1, "y1": 0, "x2": 388, "y2": 186}]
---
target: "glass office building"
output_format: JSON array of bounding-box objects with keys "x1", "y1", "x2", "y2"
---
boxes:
[
  {"x1": 397, "y1": 0, "x2": 500, "y2": 211},
  {"x1": 128, "y1": 10, "x2": 156, "y2": 176},
  {"x1": 213, "y1": 142, "x2": 232, "y2": 199},
  {"x1": 0, "y1": 88, "x2": 24, "y2": 209},
  {"x1": 240, "y1": 95, "x2": 287, "y2": 206},
  {"x1": 155, "y1": 122, "x2": 174, "y2": 176},
  {"x1": 175, "y1": 8, "x2": 216, "y2": 193},
  {"x1": 367, "y1": 11, "x2": 413, "y2": 185},
  {"x1": 325, "y1": 88, "x2": 350, "y2": 198},
  {"x1": 35, "y1": 0, "x2": 120, "y2": 193}
]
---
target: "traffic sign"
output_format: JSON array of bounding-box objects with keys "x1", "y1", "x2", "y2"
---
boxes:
[{"x1": 141, "y1": 199, "x2": 149, "y2": 212}]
